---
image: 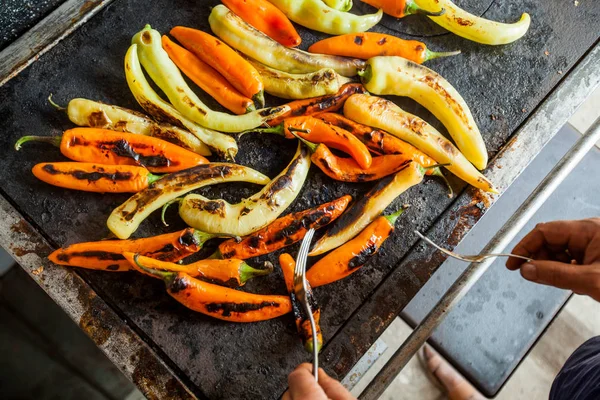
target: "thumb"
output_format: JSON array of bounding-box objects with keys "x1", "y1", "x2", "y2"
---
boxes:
[{"x1": 520, "y1": 261, "x2": 599, "y2": 295}]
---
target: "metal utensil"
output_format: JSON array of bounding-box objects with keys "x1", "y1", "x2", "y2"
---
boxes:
[
  {"x1": 415, "y1": 231, "x2": 533, "y2": 263},
  {"x1": 294, "y1": 228, "x2": 319, "y2": 381}
]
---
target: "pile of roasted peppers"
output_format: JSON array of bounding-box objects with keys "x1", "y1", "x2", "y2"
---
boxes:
[{"x1": 20, "y1": 0, "x2": 531, "y2": 353}]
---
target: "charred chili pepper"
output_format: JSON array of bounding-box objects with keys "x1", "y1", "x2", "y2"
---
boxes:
[
  {"x1": 360, "y1": 0, "x2": 444, "y2": 19},
  {"x1": 170, "y1": 26, "x2": 265, "y2": 108},
  {"x1": 162, "y1": 36, "x2": 255, "y2": 115},
  {"x1": 49, "y1": 228, "x2": 220, "y2": 272},
  {"x1": 307, "y1": 208, "x2": 403, "y2": 286},
  {"x1": 415, "y1": 0, "x2": 531, "y2": 45},
  {"x1": 308, "y1": 32, "x2": 459, "y2": 64},
  {"x1": 344, "y1": 94, "x2": 497, "y2": 193},
  {"x1": 216, "y1": 195, "x2": 351, "y2": 259},
  {"x1": 279, "y1": 253, "x2": 323, "y2": 353},
  {"x1": 209, "y1": 5, "x2": 366, "y2": 77},
  {"x1": 221, "y1": 0, "x2": 301, "y2": 47},
  {"x1": 267, "y1": 83, "x2": 367, "y2": 127},
  {"x1": 125, "y1": 44, "x2": 238, "y2": 159},
  {"x1": 107, "y1": 163, "x2": 270, "y2": 239},
  {"x1": 310, "y1": 162, "x2": 419, "y2": 256},
  {"x1": 15, "y1": 128, "x2": 208, "y2": 174},
  {"x1": 122, "y1": 253, "x2": 271, "y2": 288},
  {"x1": 265, "y1": 0, "x2": 383, "y2": 35},
  {"x1": 359, "y1": 57, "x2": 488, "y2": 170},
  {"x1": 177, "y1": 143, "x2": 310, "y2": 237},
  {"x1": 246, "y1": 58, "x2": 352, "y2": 100},
  {"x1": 248, "y1": 116, "x2": 372, "y2": 169},
  {"x1": 32, "y1": 162, "x2": 162, "y2": 193},
  {"x1": 132, "y1": 257, "x2": 292, "y2": 322},
  {"x1": 58, "y1": 98, "x2": 211, "y2": 156},
  {"x1": 322, "y1": 0, "x2": 352, "y2": 12},
  {"x1": 130, "y1": 26, "x2": 288, "y2": 133}
]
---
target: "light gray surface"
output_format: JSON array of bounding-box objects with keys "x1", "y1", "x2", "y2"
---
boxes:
[{"x1": 402, "y1": 123, "x2": 600, "y2": 395}]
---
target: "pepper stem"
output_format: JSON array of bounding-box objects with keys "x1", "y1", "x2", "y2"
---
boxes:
[
  {"x1": 47, "y1": 94, "x2": 66, "y2": 111},
  {"x1": 405, "y1": 0, "x2": 445, "y2": 17},
  {"x1": 252, "y1": 91, "x2": 266, "y2": 109},
  {"x1": 384, "y1": 204, "x2": 409, "y2": 226},
  {"x1": 424, "y1": 49, "x2": 461, "y2": 62},
  {"x1": 238, "y1": 123, "x2": 285, "y2": 139},
  {"x1": 161, "y1": 198, "x2": 182, "y2": 226},
  {"x1": 147, "y1": 173, "x2": 163, "y2": 186},
  {"x1": 357, "y1": 65, "x2": 373, "y2": 85},
  {"x1": 192, "y1": 230, "x2": 241, "y2": 246},
  {"x1": 207, "y1": 250, "x2": 222, "y2": 259},
  {"x1": 132, "y1": 253, "x2": 175, "y2": 281},
  {"x1": 288, "y1": 131, "x2": 318, "y2": 153},
  {"x1": 431, "y1": 168, "x2": 454, "y2": 198},
  {"x1": 239, "y1": 261, "x2": 274, "y2": 284},
  {"x1": 14, "y1": 135, "x2": 62, "y2": 151}
]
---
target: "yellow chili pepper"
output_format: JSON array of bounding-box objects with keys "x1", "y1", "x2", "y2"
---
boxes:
[{"x1": 415, "y1": 0, "x2": 531, "y2": 45}]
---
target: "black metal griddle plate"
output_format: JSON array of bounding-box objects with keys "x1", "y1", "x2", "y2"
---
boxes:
[{"x1": 0, "y1": 0, "x2": 598, "y2": 398}]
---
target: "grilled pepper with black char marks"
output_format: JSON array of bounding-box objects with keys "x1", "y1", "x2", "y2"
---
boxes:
[
  {"x1": 15, "y1": 128, "x2": 207, "y2": 174},
  {"x1": 279, "y1": 253, "x2": 322, "y2": 353},
  {"x1": 216, "y1": 195, "x2": 351, "y2": 259},
  {"x1": 107, "y1": 163, "x2": 270, "y2": 239},
  {"x1": 122, "y1": 253, "x2": 271, "y2": 288},
  {"x1": 307, "y1": 209, "x2": 404, "y2": 287},
  {"x1": 131, "y1": 257, "x2": 291, "y2": 322},
  {"x1": 178, "y1": 143, "x2": 311, "y2": 237},
  {"x1": 49, "y1": 228, "x2": 217, "y2": 271}
]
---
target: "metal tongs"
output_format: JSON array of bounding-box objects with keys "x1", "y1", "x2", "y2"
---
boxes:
[{"x1": 294, "y1": 228, "x2": 319, "y2": 381}]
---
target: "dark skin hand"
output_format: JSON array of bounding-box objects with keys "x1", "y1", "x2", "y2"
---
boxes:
[
  {"x1": 283, "y1": 363, "x2": 356, "y2": 400},
  {"x1": 506, "y1": 218, "x2": 600, "y2": 302}
]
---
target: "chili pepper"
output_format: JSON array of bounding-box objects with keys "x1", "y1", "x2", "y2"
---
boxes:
[
  {"x1": 162, "y1": 36, "x2": 254, "y2": 115},
  {"x1": 246, "y1": 58, "x2": 352, "y2": 100},
  {"x1": 265, "y1": 0, "x2": 383, "y2": 35},
  {"x1": 15, "y1": 128, "x2": 207, "y2": 174},
  {"x1": 209, "y1": 5, "x2": 366, "y2": 77},
  {"x1": 49, "y1": 228, "x2": 220, "y2": 272},
  {"x1": 298, "y1": 137, "x2": 412, "y2": 182},
  {"x1": 248, "y1": 116, "x2": 372, "y2": 169},
  {"x1": 32, "y1": 162, "x2": 161, "y2": 193},
  {"x1": 56, "y1": 97, "x2": 211, "y2": 156},
  {"x1": 107, "y1": 163, "x2": 270, "y2": 239},
  {"x1": 307, "y1": 33, "x2": 460, "y2": 64},
  {"x1": 415, "y1": 0, "x2": 531, "y2": 45},
  {"x1": 131, "y1": 256, "x2": 292, "y2": 322},
  {"x1": 122, "y1": 253, "x2": 271, "y2": 288},
  {"x1": 169, "y1": 26, "x2": 265, "y2": 108},
  {"x1": 125, "y1": 45, "x2": 238, "y2": 159},
  {"x1": 343, "y1": 94, "x2": 497, "y2": 193},
  {"x1": 360, "y1": 0, "x2": 444, "y2": 19},
  {"x1": 309, "y1": 162, "x2": 419, "y2": 256},
  {"x1": 322, "y1": 0, "x2": 352, "y2": 12},
  {"x1": 279, "y1": 253, "x2": 322, "y2": 353},
  {"x1": 359, "y1": 56, "x2": 488, "y2": 169},
  {"x1": 130, "y1": 28, "x2": 288, "y2": 134},
  {"x1": 267, "y1": 83, "x2": 367, "y2": 127},
  {"x1": 221, "y1": 0, "x2": 301, "y2": 47},
  {"x1": 307, "y1": 208, "x2": 403, "y2": 286},
  {"x1": 216, "y1": 195, "x2": 351, "y2": 259},
  {"x1": 177, "y1": 143, "x2": 311, "y2": 237}
]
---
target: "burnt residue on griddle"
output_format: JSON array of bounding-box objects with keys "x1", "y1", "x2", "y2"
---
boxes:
[{"x1": 205, "y1": 301, "x2": 279, "y2": 317}]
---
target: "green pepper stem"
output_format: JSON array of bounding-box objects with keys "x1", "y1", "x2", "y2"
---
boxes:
[
  {"x1": 304, "y1": 336, "x2": 323, "y2": 354},
  {"x1": 357, "y1": 65, "x2": 373, "y2": 85},
  {"x1": 384, "y1": 205, "x2": 409, "y2": 226},
  {"x1": 14, "y1": 135, "x2": 62, "y2": 151},
  {"x1": 133, "y1": 254, "x2": 175, "y2": 281},
  {"x1": 252, "y1": 91, "x2": 266, "y2": 109},
  {"x1": 161, "y1": 198, "x2": 182, "y2": 227},
  {"x1": 207, "y1": 250, "x2": 222, "y2": 260},
  {"x1": 237, "y1": 123, "x2": 285, "y2": 141},
  {"x1": 424, "y1": 49, "x2": 461, "y2": 62},
  {"x1": 147, "y1": 173, "x2": 164, "y2": 185},
  {"x1": 288, "y1": 131, "x2": 318, "y2": 153},
  {"x1": 431, "y1": 168, "x2": 454, "y2": 198},
  {"x1": 191, "y1": 230, "x2": 241, "y2": 246},
  {"x1": 245, "y1": 103, "x2": 256, "y2": 114},
  {"x1": 239, "y1": 261, "x2": 273, "y2": 284},
  {"x1": 405, "y1": 0, "x2": 445, "y2": 17},
  {"x1": 47, "y1": 94, "x2": 66, "y2": 111}
]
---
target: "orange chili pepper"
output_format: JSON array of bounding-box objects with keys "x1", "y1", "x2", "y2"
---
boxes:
[
  {"x1": 170, "y1": 26, "x2": 265, "y2": 108},
  {"x1": 308, "y1": 32, "x2": 460, "y2": 64},
  {"x1": 15, "y1": 128, "x2": 208, "y2": 173},
  {"x1": 162, "y1": 35, "x2": 255, "y2": 115},
  {"x1": 249, "y1": 116, "x2": 372, "y2": 169},
  {"x1": 32, "y1": 162, "x2": 161, "y2": 193},
  {"x1": 49, "y1": 228, "x2": 219, "y2": 271},
  {"x1": 216, "y1": 195, "x2": 351, "y2": 259},
  {"x1": 266, "y1": 83, "x2": 367, "y2": 127},
  {"x1": 131, "y1": 255, "x2": 291, "y2": 322},
  {"x1": 279, "y1": 253, "x2": 322, "y2": 353},
  {"x1": 221, "y1": 0, "x2": 301, "y2": 47},
  {"x1": 359, "y1": 0, "x2": 444, "y2": 19},
  {"x1": 122, "y1": 252, "x2": 272, "y2": 288},
  {"x1": 306, "y1": 208, "x2": 403, "y2": 287}
]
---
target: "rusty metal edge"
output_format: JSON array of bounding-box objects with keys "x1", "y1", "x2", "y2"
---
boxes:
[
  {"x1": 0, "y1": 195, "x2": 198, "y2": 400},
  {"x1": 319, "y1": 40, "x2": 600, "y2": 384},
  {"x1": 0, "y1": 0, "x2": 115, "y2": 87}
]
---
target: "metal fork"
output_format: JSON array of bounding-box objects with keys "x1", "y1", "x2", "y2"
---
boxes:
[
  {"x1": 415, "y1": 231, "x2": 533, "y2": 263},
  {"x1": 294, "y1": 228, "x2": 319, "y2": 381}
]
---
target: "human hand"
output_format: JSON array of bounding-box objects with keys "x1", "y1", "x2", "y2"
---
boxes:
[
  {"x1": 506, "y1": 219, "x2": 600, "y2": 301},
  {"x1": 282, "y1": 363, "x2": 356, "y2": 400}
]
